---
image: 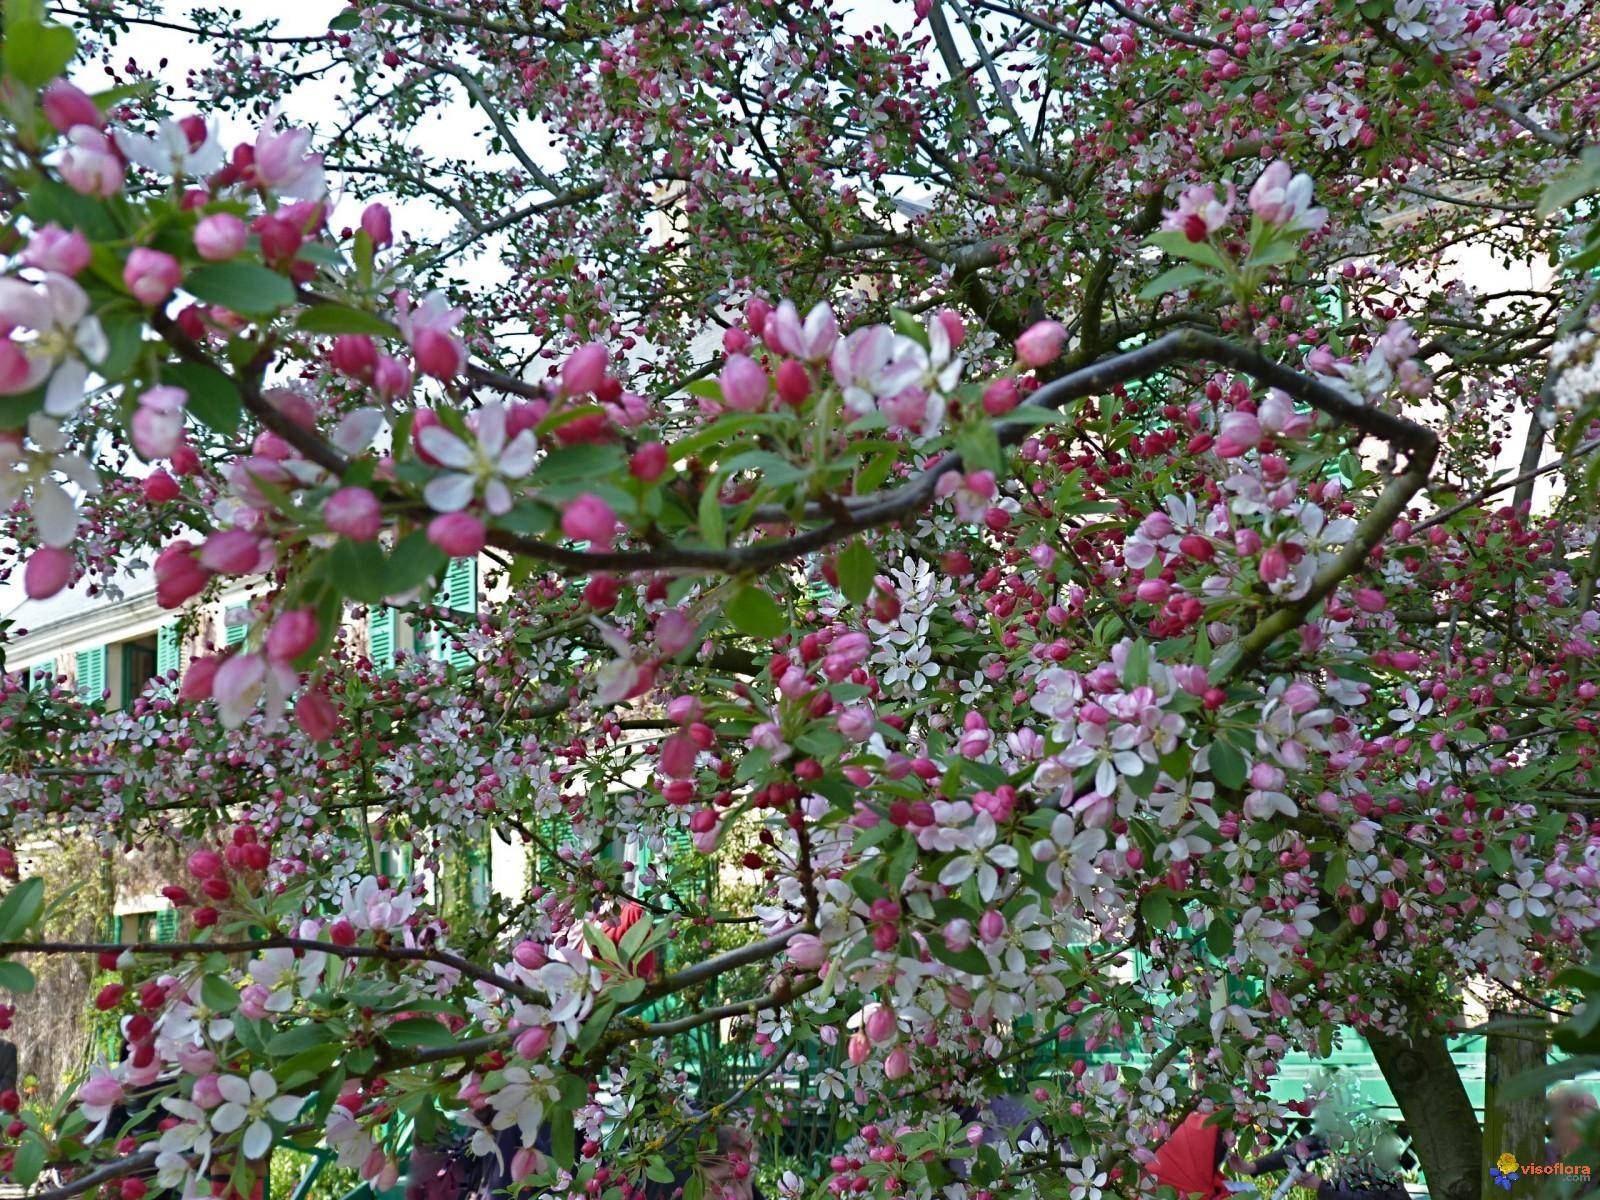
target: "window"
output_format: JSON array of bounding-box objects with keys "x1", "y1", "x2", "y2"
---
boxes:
[
  {"x1": 120, "y1": 638, "x2": 158, "y2": 707},
  {"x1": 75, "y1": 645, "x2": 106, "y2": 704}
]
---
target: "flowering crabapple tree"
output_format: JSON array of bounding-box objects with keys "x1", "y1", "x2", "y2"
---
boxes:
[{"x1": 0, "y1": 0, "x2": 1599, "y2": 1198}]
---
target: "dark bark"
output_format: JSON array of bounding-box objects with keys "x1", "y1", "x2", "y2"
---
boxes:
[{"x1": 1364, "y1": 1025, "x2": 1483, "y2": 1200}]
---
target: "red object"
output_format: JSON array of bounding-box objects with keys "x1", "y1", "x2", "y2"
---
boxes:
[{"x1": 1146, "y1": 1112, "x2": 1230, "y2": 1199}]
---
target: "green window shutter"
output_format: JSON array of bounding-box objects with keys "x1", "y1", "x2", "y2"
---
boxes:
[
  {"x1": 154, "y1": 908, "x2": 179, "y2": 943},
  {"x1": 75, "y1": 645, "x2": 106, "y2": 704},
  {"x1": 28, "y1": 663, "x2": 50, "y2": 691},
  {"x1": 225, "y1": 611, "x2": 249, "y2": 647},
  {"x1": 467, "y1": 841, "x2": 490, "y2": 908},
  {"x1": 156, "y1": 622, "x2": 182, "y2": 677},
  {"x1": 424, "y1": 558, "x2": 478, "y2": 670},
  {"x1": 368, "y1": 607, "x2": 396, "y2": 668}
]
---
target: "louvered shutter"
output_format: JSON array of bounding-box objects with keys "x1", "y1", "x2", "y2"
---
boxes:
[
  {"x1": 368, "y1": 607, "x2": 396, "y2": 668},
  {"x1": 424, "y1": 558, "x2": 477, "y2": 670},
  {"x1": 225, "y1": 610, "x2": 249, "y2": 646},
  {"x1": 154, "y1": 908, "x2": 179, "y2": 942},
  {"x1": 156, "y1": 622, "x2": 182, "y2": 679},
  {"x1": 75, "y1": 646, "x2": 106, "y2": 704}
]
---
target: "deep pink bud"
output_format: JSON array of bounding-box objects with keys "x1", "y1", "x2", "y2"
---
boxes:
[
  {"x1": 935, "y1": 309, "x2": 966, "y2": 348},
  {"x1": 155, "y1": 539, "x2": 213, "y2": 608},
  {"x1": 560, "y1": 343, "x2": 608, "y2": 397},
  {"x1": 23, "y1": 224, "x2": 90, "y2": 275},
  {"x1": 193, "y1": 214, "x2": 248, "y2": 262},
  {"x1": 266, "y1": 609, "x2": 318, "y2": 662},
  {"x1": 42, "y1": 82, "x2": 102, "y2": 133},
  {"x1": 981, "y1": 378, "x2": 1019, "y2": 416},
  {"x1": 775, "y1": 359, "x2": 811, "y2": 407},
  {"x1": 412, "y1": 328, "x2": 464, "y2": 380},
  {"x1": 561, "y1": 493, "x2": 616, "y2": 549},
  {"x1": 294, "y1": 689, "x2": 338, "y2": 741},
  {"x1": 142, "y1": 470, "x2": 180, "y2": 503},
  {"x1": 199, "y1": 529, "x2": 266, "y2": 576},
  {"x1": 361, "y1": 203, "x2": 393, "y2": 248},
  {"x1": 977, "y1": 909, "x2": 1006, "y2": 942},
  {"x1": 187, "y1": 850, "x2": 224, "y2": 880},
  {"x1": 630, "y1": 442, "x2": 667, "y2": 482},
  {"x1": 329, "y1": 334, "x2": 378, "y2": 378},
  {"x1": 179, "y1": 656, "x2": 220, "y2": 703},
  {"x1": 23, "y1": 546, "x2": 72, "y2": 600},
  {"x1": 427, "y1": 511, "x2": 486, "y2": 558},
  {"x1": 328, "y1": 918, "x2": 357, "y2": 946}
]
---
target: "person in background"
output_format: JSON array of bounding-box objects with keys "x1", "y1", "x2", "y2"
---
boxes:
[{"x1": 1549, "y1": 1087, "x2": 1600, "y2": 1162}]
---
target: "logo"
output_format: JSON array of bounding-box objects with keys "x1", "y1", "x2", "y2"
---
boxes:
[
  {"x1": 1490, "y1": 1150, "x2": 1592, "y2": 1190},
  {"x1": 1491, "y1": 1153, "x2": 1521, "y2": 1191}
]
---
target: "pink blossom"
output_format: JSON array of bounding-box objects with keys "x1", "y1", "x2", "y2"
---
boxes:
[
  {"x1": 935, "y1": 469, "x2": 997, "y2": 523},
  {"x1": 1162, "y1": 181, "x2": 1233, "y2": 242},
  {"x1": 179, "y1": 656, "x2": 220, "y2": 703},
  {"x1": 655, "y1": 609, "x2": 696, "y2": 656},
  {"x1": 123, "y1": 248, "x2": 182, "y2": 307},
  {"x1": 23, "y1": 225, "x2": 90, "y2": 276},
  {"x1": 324, "y1": 486, "x2": 382, "y2": 541},
  {"x1": 864, "y1": 1005, "x2": 896, "y2": 1043},
  {"x1": 785, "y1": 933, "x2": 827, "y2": 970},
  {"x1": 719, "y1": 354, "x2": 769, "y2": 412},
  {"x1": 561, "y1": 493, "x2": 616, "y2": 549},
  {"x1": 1016, "y1": 320, "x2": 1068, "y2": 368},
  {"x1": 58, "y1": 128, "x2": 124, "y2": 197},
  {"x1": 763, "y1": 300, "x2": 838, "y2": 361},
  {"x1": 131, "y1": 385, "x2": 187, "y2": 460},
  {"x1": 252, "y1": 116, "x2": 325, "y2": 197},
  {"x1": 884, "y1": 1047, "x2": 912, "y2": 1080},
  {"x1": 1247, "y1": 161, "x2": 1327, "y2": 233},
  {"x1": 213, "y1": 653, "x2": 269, "y2": 728},
  {"x1": 194, "y1": 213, "x2": 248, "y2": 261},
  {"x1": 374, "y1": 354, "x2": 412, "y2": 400},
  {"x1": 395, "y1": 292, "x2": 466, "y2": 380},
  {"x1": 1214, "y1": 411, "x2": 1261, "y2": 458},
  {"x1": 836, "y1": 706, "x2": 875, "y2": 742},
  {"x1": 513, "y1": 1025, "x2": 551, "y2": 1060}
]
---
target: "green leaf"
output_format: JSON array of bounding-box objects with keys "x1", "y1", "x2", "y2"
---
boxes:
[
  {"x1": 531, "y1": 442, "x2": 626, "y2": 486},
  {"x1": 383, "y1": 531, "x2": 446, "y2": 596},
  {"x1": 549, "y1": 1106, "x2": 575, "y2": 1169},
  {"x1": 329, "y1": 539, "x2": 389, "y2": 604},
  {"x1": 329, "y1": 10, "x2": 362, "y2": 31},
  {"x1": 201, "y1": 974, "x2": 239, "y2": 1013},
  {"x1": 955, "y1": 422, "x2": 1002, "y2": 475},
  {"x1": 5, "y1": 13, "x2": 77, "y2": 88},
  {"x1": 165, "y1": 359, "x2": 242, "y2": 435},
  {"x1": 725, "y1": 585, "x2": 787, "y2": 639},
  {"x1": 97, "y1": 312, "x2": 145, "y2": 379},
  {"x1": 835, "y1": 539, "x2": 876, "y2": 604},
  {"x1": 295, "y1": 304, "x2": 398, "y2": 337},
  {"x1": 890, "y1": 307, "x2": 929, "y2": 348},
  {"x1": 184, "y1": 263, "x2": 297, "y2": 315},
  {"x1": 1537, "y1": 146, "x2": 1600, "y2": 218},
  {"x1": 1137, "y1": 264, "x2": 1210, "y2": 300},
  {"x1": 12, "y1": 1132, "x2": 45, "y2": 1188},
  {"x1": 1208, "y1": 741, "x2": 1247, "y2": 790},
  {"x1": 266, "y1": 1023, "x2": 333, "y2": 1055},
  {"x1": 0, "y1": 962, "x2": 35, "y2": 994},
  {"x1": 1141, "y1": 890, "x2": 1174, "y2": 931},
  {"x1": 1148, "y1": 229, "x2": 1226, "y2": 270},
  {"x1": 1205, "y1": 919, "x2": 1235, "y2": 959},
  {"x1": 382, "y1": 1016, "x2": 456, "y2": 1049},
  {"x1": 0, "y1": 877, "x2": 45, "y2": 941},
  {"x1": 698, "y1": 483, "x2": 726, "y2": 550},
  {"x1": 23, "y1": 178, "x2": 118, "y2": 241}
]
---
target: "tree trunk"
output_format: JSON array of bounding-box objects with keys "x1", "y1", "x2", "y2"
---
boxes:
[
  {"x1": 1364, "y1": 1025, "x2": 1483, "y2": 1200},
  {"x1": 1482, "y1": 1010, "x2": 1547, "y2": 1185}
]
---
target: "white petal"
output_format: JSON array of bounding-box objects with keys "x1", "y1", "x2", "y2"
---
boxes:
[
  {"x1": 43, "y1": 360, "x2": 89, "y2": 416},
  {"x1": 215, "y1": 1075, "x2": 251, "y2": 1105},
  {"x1": 333, "y1": 407, "x2": 385, "y2": 455},
  {"x1": 497, "y1": 430, "x2": 537, "y2": 479},
  {"x1": 210, "y1": 1102, "x2": 247, "y2": 1134},
  {"x1": 424, "y1": 472, "x2": 475, "y2": 513},
  {"x1": 266, "y1": 1094, "x2": 304, "y2": 1122},
  {"x1": 938, "y1": 857, "x2": 975, "y2": 887},
  {"x1": 241, "y1": 1119, "x2": 271, "y2": 1161},
  {"x1": 31, "y1": 477, "x2": 79, "y2": 547},
  {"x1": 247, "y1": 1069, "x2": 277, "y2": 1100},
  {"x1": 417, "y1": 424, "x2": 475, "y2": 470}
]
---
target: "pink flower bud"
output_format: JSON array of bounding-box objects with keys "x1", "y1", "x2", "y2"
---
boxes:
[
  {"x1": 1015, "y1": 320, "x2": 1068, "y2": 368},
  {"x1": 329, "y1": 334, "x2": 378, "y2": 378},
  {"x1": 191, "y1": 1074, "x2": 224, "y2": 1109},
  {"x1": 324, "y1": 486, "x2": 382, "y2": 542},
  {"x1": 864, "y1": 1005, "x2": 896, "y2": 1044},
  {"x1": 785, "y1": 933, "x2": 827, "y2": 971},
  {"x1": 200, "y1": 529, "x2": 267, "y2": 576},
  {"x1": 659, "y1": 733, "x2": 698, "y2": 780},
  {"x1": 719, "y1": 354, "x2": 769, "y2": 412},
  {"x1": 193, "y1": 213, "x2": 248, "y2": 261},
  {"x1": 513, "y1": 940, "x2": 547, "y2": 969},
  {"x1": 23, "y1": 546, "x2": 72, "y2": 600},
  {"x1": 123, "y1": 248, "x2": 182, "y2": 307},
  {"x1": 42, "y1": 82, "x2": 102, "y2": 133},
  {"x1": 513, "y1": 1025, "x2": 551, "y2": 1059},
  {"x1": 295, "y1": 689, "x2": 338, "y2": 741},
  {"x1": 560, "y1": 342, "x2": 608, "y2": 397},
  {"x1": 179, "y1": 656, "x2": 219, "y2": 703},
  {"x1": 560, "y1": 493, "x2": 616, "y2": 549},
  {"x1": 187, "y1": 849, "x2": 224, "y2": 879},
  {"x1": 775, "y1": 359, "x2": 811, "y2": 407},
  {"x1": 977, "y1": 909, "x2": 1006, "y2": 943},
  {"x1": 154, "y1": 540, "x2": 213, "y2": 609},
  {"x1": 266, "y1": 609, "x2": 319, "y2": 662},
  {"x1": 361, "y1": 203, "x2": 393, "y2": 248},
  {"x1": 630, "y1": 442, "x2": 667, "y2": 482},
  {"x1": 412, "y1": 328, "x2": 464, "y2": 380},
  {"x1": 884, "y1": 1047, "x2": 911, "y2": 1079},
  {"x1": 1353, "y1": 587, "x2": 1387, "y2": 613},
  {"x1": 427, "y1": 511, "x2": 486, "y2": 558},
  {"x1": 935, "y1": 309, "x2": 966, "y2": 348},
  {"x1": 373, "y1": 354, "x2": 411, "y2": 400},
  {"x1": 847, "y1": 1032, "x2": 871, "y2": 1066},
  {"x1": 23, "y1": 224, "x2": 90, "y2": 276},
  {"x1": 836, "y1": 706, "x2": 875, "y2": 742}
]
